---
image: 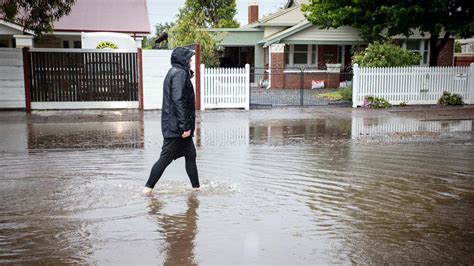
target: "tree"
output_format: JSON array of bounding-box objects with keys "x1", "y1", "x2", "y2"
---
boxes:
[
  {"x1": 155, "y1": 22, "x2": 175, "y2": 37},
  {"x1": 302, "y1": 0, "x2": 474, "y2": 66},
  {"x1": 168, "y1": 0, "x2": 239, "y2": 66},
  {"x1": 169, "y1": 11, "x2": 221, "y2": 66},
  {"x1": 352, "y1": 42, "x2": 421, "y2": 67},
  {"x1": 0, "y1": 0, "x2": 76, "y2": 36},
  {"x1": 177, "y1": 0, "x2": 239, "y2": 28}
]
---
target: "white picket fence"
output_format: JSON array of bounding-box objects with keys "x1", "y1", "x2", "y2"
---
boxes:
[
  {"x1": 352, "y1": 63, "x2": 474, "y2": 107},
  {"x1": 200, "y1": 64, "x2": 250, "y2": 110}
]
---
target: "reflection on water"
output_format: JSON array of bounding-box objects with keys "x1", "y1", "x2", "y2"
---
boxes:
[
  {"x1": 13, "y1": 112, "x2": 471, "y2": 151},
  {"x1": 27, "y1": 121, "x2": 144, "y2": 150},
  {"x1": 249, "y1": 119, "x2": 351, "y2": 145},
  {"x1": 352, "y1": 117, "x2": 472, "y2": 142},
  {"x1": 0, "y1": 176, "x2": 93, "y2": 264},
  {"x1": 0, "y1": 109, "x2": 473, "y2": 264},
  {"x1": 148, "y1": 194, "x2": 199, "y2": 266}
]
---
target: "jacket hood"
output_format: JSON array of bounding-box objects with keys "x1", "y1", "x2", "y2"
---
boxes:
[{"x1": 171, "y1": 47, "x2": 196, "y2": 69}]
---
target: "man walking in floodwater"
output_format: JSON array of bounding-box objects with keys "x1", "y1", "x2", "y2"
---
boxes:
[{"x1": 143, "y1": 47, "x2": 200, "y2": 194}]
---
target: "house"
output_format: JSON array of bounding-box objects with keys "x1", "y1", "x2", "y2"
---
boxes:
[
  {"x1": 211, "y1": 0, "x2": 455, "y2": 88},
  {"x1": 0, "y1": 0, "x2": 150, "y2": 49}
]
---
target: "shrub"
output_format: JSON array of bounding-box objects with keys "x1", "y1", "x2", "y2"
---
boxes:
[
  {"x1": 339, "y1": 86, "x2": 352, "y2": 101},
  {"x1": 455, "y1": 41, "x2": 462, "y2": 53},
  {"x1": 352, "y1": 42, "x2": 421, "y2": 67},
  {"x1": 363, "y1": 95, "x2": 391, "y2": 108},
  {"x1": 438, "y1": 91, "x2": 464, "y2": 105}
]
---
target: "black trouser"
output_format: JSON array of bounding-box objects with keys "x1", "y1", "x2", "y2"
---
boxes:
[{"x1": 145, "y1": 137, "x2": 200, "y2": 189}]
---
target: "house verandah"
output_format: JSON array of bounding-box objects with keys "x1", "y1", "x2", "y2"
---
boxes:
[{"x1": 212, "y1": 0, "x2": 455, "y2": 90}]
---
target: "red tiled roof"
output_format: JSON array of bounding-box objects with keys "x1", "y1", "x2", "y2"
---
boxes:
[{"x1": 53, "y1": 0, "x2": 150, "y2": 34}]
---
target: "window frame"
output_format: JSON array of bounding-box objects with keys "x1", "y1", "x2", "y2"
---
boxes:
[
  {"x1": 403, "y1": 39, "x2": 430, "y2": 66},
  {"x1": 285, "y1": 44, "x2": 319, "y2": 68}
]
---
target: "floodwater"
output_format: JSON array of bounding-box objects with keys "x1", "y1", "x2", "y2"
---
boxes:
[{"x1": 0, "y1": 108, "x2": 473, "y2": 264}]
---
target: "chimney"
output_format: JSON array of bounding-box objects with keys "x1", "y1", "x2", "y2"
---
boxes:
[{"x1": 248, "y1": 0, "x2": 259, "y2": 24}]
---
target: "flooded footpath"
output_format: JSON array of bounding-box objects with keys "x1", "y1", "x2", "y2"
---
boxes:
[{"x1": 0, "y1": 106, "x2": 473, "y2": 264}]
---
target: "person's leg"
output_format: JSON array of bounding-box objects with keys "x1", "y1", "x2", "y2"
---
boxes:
[
  {"x1": 145, "y1": 139, "x2": 177, "y2": 189},
  {"x1": 184, "y1": 138, "x2": 200, "y2": 188}
]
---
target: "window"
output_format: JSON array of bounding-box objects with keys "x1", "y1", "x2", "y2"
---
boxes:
[
  {"x1": 73, "y1": 41, "x2": 81, "y2": 48},
  {"x1": 285, "y1": 44, "x2": 318, "y2": 67},
  {"x1": 63, "y1": 40, "x2": 70, "y2": 48},
  {"x1": 404, "y1": 40, "x2": 429, "y2": 65},
  {"x1": 423, "y1": 40, "x2": 429, "y2": 65},
  {"x1": 293, "y1": 44, "x2": 308, "y2": 64},
  {"x1": 311, "y1": 45, "x2": 317, "y2": 65},
  {"x1": 406, "y1": 40, "x2": 420, "y2": 50}
]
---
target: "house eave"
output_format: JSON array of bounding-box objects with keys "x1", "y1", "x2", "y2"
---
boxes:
[
  {"x1": 0, "y1": 20, "x2": 35, "y2": 35},
  {"x1": 50, "y1": 29, "x2": 150, "y2": 36},
  {"x1": 209, "y1": 28, "x2": 263, "y2": 32},
  {"x1": 263, "y1": 21, "x2": 312, "y2": 47},
  {"x1": 259, "y1": 23, "x2": 296, "y2": 27}
]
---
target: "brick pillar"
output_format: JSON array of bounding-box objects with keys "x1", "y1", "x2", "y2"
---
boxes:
[
  {"x1": 270, "y1": 44, "x2": 285, "y2": 89},
  {"x1": 248, "y1": 0, "x2": 259, "y2": 24},
  {"x1": 437, "y1": 38, "x2": 454, "y2": 66}
]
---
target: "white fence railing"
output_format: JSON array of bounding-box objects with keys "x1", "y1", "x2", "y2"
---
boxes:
[
  {"x1": 200, "y1": 64, "x2": 250, "y2": 110},
  {"x1": 352, "y1": 63, "x2": 474, "y2": 107}
]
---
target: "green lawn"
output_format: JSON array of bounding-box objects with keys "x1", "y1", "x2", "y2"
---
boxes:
[{"x1": 314, "y1": 87, "x2": 352, "y2": 101}]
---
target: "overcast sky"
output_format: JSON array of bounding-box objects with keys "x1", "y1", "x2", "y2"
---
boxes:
[{"x1": 146, "y1": 0, "x2": 288, "y2": 35}]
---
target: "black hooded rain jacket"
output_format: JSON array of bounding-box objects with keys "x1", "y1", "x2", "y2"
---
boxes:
[{"x1": 161, "y1": 47, "x2": 196, "y2": 138}]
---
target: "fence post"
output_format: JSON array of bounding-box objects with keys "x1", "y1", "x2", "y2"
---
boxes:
[
  {"x1": 195, "y1": 43, "x2": 201, "y2": 110},
  {"x1": 200, "y1": 64, "x2": 205, "y2": 110},
  {"x1": 137, "y1": 48, "x2": 144, "y2": 110},
  {"x1": 300, "y1": 67, "x2": 304, "y2": 106},
  {"x1": 469, "y1": 63, "x2": 474, "y2": 105},
  {"x1": 245, "y1": 64, "x2": 250, "y2": 110},
  {"x1": 352, "y1": 63, "x2": 359, "y2": 108},
  {"x1": 22, "y1": 47, "x2": 31, "y2": 113}
]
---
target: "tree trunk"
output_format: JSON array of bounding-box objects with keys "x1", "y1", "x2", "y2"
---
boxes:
[{"x1": 429, "y1": 31, "x2": 450, "y2": 67}]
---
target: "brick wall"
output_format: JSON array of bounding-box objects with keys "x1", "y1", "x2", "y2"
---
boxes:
[
  {"x1": 454, "y1": 55, "x2": 474, "y2": 66},
  {"x1": 437, "y1": 39, "x2": 454, "y2": 66},
  {"x1": 269, "y1": 71, "x2": 341, "y2": 89},
  {"x1": 34, "y1": 36, "x2": 62, "y2": 48}
]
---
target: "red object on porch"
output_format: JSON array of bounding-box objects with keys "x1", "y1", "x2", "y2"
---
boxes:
[
  {"x1": 22, "y1": 47, "x2": 31, "y2": 113},
  {"x1": 138, "y1": 48, "x2": 144, "y2": 110},
  {"x1": 195, "y1": 43, "x2": 201, "y2": 110}
]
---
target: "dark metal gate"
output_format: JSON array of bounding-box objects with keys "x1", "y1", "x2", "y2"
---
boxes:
[
  {"x1": 28, "y1": 49, "x2": 138, "y2": 102},
  {"x1": 250, "y1": 67, "x2": 353, "y2": 107}
]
